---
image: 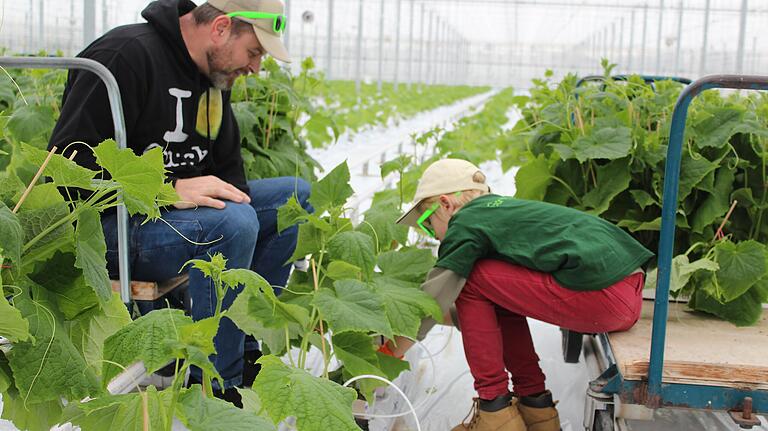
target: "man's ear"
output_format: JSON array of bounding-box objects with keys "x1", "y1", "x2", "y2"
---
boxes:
[
  {"x1": 439, "y1": 194, "x2": 454, "y2": 212},
  {"x1": 210, "y1": 15, "x2": 233, "y2": 45}
]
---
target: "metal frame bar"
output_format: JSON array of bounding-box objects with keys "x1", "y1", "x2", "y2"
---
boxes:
[{"x1": 0, "y1": 56, "x2": 131, "y2": 304}]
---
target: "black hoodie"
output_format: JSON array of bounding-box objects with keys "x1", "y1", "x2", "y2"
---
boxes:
[{"x1": 49, "y1": 0, "x2": 248, "y2": 194}]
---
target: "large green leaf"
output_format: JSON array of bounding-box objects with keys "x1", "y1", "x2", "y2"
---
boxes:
[
  {"x1": 556, "y1": 127, "x2": 632, "y2": 162},
  {"x1": 0, "y1": 395, "x2": 63, "y2": 431},
  {"x1": 0, "y1": 173, "x2": 24, "y2": 207},
  {"x1": 62, "y1": 386, "x2": 169, "y2": 431},
  {"x1": 677, "y1": 155, "x2": 719, "y2": 202},
  {"x1": 514, "y1": 154, "x2": 553, "y2": 201},
  {"x1": 29, "y1": 251, "x2": 99, "y2": 320},
  {"x1": 371, "y1": 275, "x2": 442, "y2": 338},
  {"x1": 332, "y1": 332, "x2": 391, "y2": 401},
  {"x1": 288, "y1": 221, "x2": 325, "y2": 262},
  {"x1": 0, "y1": 295, "x2": 31, "y2": 342},
  {"x1": 8, "y1": 291, "x2": 101, "y2": 404},
  {"x1": 689, "y1": 278, "x2": 766, "y2": 327},
  {"x1": 713, "y1": 240, "x2": 766, "y2": 303},
  {"x1": 327, "y1": 231, "x2": 376, "y2": 280},
  {"x1": 74, "y1": 208, "x2": 112, "y2": 304},
  {"x1": 92, "y1": 139, "x2": 167, "y2": 218},
  {"x1": 644, "y1": 254, "x2": 719, "y2": 294},
  {"x1": 376, "y1": 247, "x2": 435, "y2": 283},
  {"x1": 581, "y1": 158, "x2": 631, "y2": 215},
  {"x1": 308, "y1": 161, "x2": 354, "y2": 212},
  {"x1": 68, "y1": 293, "x2": 132, "y2": 377},
  {"x1": 690, "y1": 168, "x2": 735, "y2": 234},
  {"x1": 176, "y1": 386, "x2": 276, "y2": 431},
  {"x1": 253, "y1": 355, "x2": 358, "y2": 431},
  {"x1": 277, "y1": 194, "x2": 310, "y2": 233},
  {"x1": 358, "y1": 204, "x2": 409, "y2": 252},
  {"x1": 102, "y1": 308, "x2": 192, "y2": 385},
  {"x1": 21, "y1": 144, "x2": 97, "y2": 189},
  {"x1": 313, "y1": 280, "x2": 393, "y2": 338},
  {"x1": 17, "y1": 185, "x2": 75, "y2": 272},
  {"x1": 7, "y1": 105, "x2": 55, "y2": 145},
  {"x1": 692, "y1": 107, "x2": 743, "y2": 149},
  {"x1": 0, "y1": 204, "x2": 22, "y2": 271}
]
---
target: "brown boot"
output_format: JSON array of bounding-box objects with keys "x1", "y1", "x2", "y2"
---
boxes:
[
  {"x1": 517, "y1": 391, "x2": 561, "y2": 431},
  {"x1": 451, "y1": 396, "x2": 527, "y2": 431}
]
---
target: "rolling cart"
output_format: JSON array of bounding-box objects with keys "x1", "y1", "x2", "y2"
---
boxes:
[{"x1": 564, "y1": 75, "x2": 768, "y2": 430}]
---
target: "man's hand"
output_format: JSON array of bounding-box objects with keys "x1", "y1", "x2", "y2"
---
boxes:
[{"x1": 173, "y1": 176, "x2": 251, "y2": 209}]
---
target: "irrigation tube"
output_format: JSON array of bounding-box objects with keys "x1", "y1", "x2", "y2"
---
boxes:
[{"x1": 343, "y1": 374, "x2": 422, "y2": 431}]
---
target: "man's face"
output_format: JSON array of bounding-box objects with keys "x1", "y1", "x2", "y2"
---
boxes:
[{"x1": 206, "y1": 27, "x2": 265, "y2": 90}]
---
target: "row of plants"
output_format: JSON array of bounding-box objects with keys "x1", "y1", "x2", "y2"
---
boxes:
[
  {"x1": 312, "y1": 80, "x2": 489, "y2": 136},
  {"x1": 501, "y1": 61, "x2": 768, "y2": 326}
]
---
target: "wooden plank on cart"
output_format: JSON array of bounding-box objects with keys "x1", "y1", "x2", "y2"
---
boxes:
[
  {"x1": 110, "y1": 274, "x2": 189, "y2": 301},
  {"x1": 609, "y1": 300, "x2": 768, "y2": 390}
]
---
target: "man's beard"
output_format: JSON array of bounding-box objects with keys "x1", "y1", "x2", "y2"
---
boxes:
[{"x1": 206, "y1": 49, "x2": 244, "y2": 90}]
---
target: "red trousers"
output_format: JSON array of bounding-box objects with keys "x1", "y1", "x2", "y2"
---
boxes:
[{"x1": 455, "y1": 259, "x2": 644, "y2": 399}]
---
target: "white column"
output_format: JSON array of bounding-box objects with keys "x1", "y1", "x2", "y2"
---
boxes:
[
  {"x1": 735, "y1": 0, "x2": 748, "y2": 73},
  {"x1": 407, "y1": 0, "x2": 415, "y2": 89},
  {"x1": 355, "y1": 0, "x2": 364, "y2": 94},
  {"x1": 699, "y1": 0, "x2": 711, "y2": 75},
  {"x1": 641, "y1": 3, "x2": 648, "y2": 73},
  {"x1": 394, "y1": 0, "x2": 402, "y2": 91},
  {"x1": 628, "y1": 9, "x2": 636, "y2": 72},
  {"x1": 655, "y1": 0, "x2": 664, "y2": 74},
  {"x1": 674, "y1": 0, "x2": 683, "y2": 75},
  {"x1": 326, "y1": 0, "x2": 334, "y2": 79},
  {"x1": 84, "y1": 0, "x2": 96, "y2": 48},
  {"x1": 377, "y1": 0, "x2": 385, "y2": 93}
]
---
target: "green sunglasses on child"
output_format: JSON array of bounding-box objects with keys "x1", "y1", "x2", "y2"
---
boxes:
[
  {"x1": 417, "y1": 192, "x2": 462, "y2": 238},
  {"x1": 227, "y1": 11, "x2": 287, "y2": 33}
]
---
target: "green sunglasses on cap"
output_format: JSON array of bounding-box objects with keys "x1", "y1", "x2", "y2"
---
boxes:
[{"x1": 227, "y1": 11, "x2": 287, "y2": 33}]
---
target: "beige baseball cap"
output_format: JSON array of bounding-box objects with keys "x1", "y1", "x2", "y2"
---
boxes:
[
  {"x1": 396, "y1": 159, "x2": 490, "y2": 229},
  {"x1": 207, "y1": 0, "x2": 291, "y2": 63}
]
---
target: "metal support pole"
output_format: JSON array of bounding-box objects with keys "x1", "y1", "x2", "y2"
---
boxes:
[
  {"x1": 407, "y1": 0, "x2": 414, "y2": 89},
  {"x1": 610, "y1": 23, "x2": 616, "y2": 63},
  {"x1": 655, "y1": 0, "x2": 664, "y2": 74},
  {"x1": 355, "y1": 0, "x2": 364, "y2": 94},
  {"x1": 602, "y1": 27, "x2": 608, "y2": 60},
  {"x1": 619, "y1": 17, "x2": 625, "y2": 70},
  {"x1": 418, "y1": 4, "x2": 426, "y2": 92},
  {"x1": 394, "y1": 0, "x2": 402, "y2": 91},
  {"x1": 425, "y1": 11, "x2": 434, "y2": 86},
  {"x1": 284, "y1": 0, "x2": 291, "y2": 53},
  {"x1": 377, "y1": 0, "x2": 385, "y2": 93},
  {"x1": 736, "y1": 0, "x2": 748, "y2": 73},
  {"x1": 674, "y1": 0, "x2": 683, "y2": 75},
  {"x1": 84, "y1": 0, "x2": 96, "y2": 47},
  {"x1": 326, "y1": 0, "x2": 334, "y2": 79},
  {"x1": 628, "y1": 9, "x2": 636, "y2": 71},
  {"x1": 641, "y1": 3, "x2": 648, "y2": 73},
  {"x1": 699, "y1": 0, "x2": 710, "y2": 75},
  {"x1": 38, "y1": 0, "x2": 44, "y2": 51}
]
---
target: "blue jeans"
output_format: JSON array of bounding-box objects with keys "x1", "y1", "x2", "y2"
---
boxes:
[{"x1": 102, "y1": 177, "x2": 312, "y2": 389}]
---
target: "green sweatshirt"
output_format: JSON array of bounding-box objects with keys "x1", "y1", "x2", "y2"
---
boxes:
[{"x1": 435, "y1": 194, "x2": 654, "y2": 291}]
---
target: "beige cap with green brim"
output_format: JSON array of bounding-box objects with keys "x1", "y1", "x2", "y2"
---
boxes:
[
  {"x1": 396, "y1": 159, "x2": 490, "y2": 229},
  {"x1": 207, "y1": 0, "x2": 291, "y2": 63}
]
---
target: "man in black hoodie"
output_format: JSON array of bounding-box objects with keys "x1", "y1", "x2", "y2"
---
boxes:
[{"x1": 48, "y1": 0, "x2": 310, "y2": 406}]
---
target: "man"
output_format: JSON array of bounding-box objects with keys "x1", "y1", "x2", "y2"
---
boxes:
[{"x1": 48, "y1": 0, "x2": 311, "y2": 406}]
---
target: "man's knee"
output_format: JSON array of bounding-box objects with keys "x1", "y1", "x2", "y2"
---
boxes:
[{"x1": 207, "y1": 203, "x2": 259, "y2": 247}]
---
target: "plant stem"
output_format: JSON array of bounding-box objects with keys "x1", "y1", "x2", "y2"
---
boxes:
[{"x1": 264, "y1": 91, "x2": 279, "y2": 150}]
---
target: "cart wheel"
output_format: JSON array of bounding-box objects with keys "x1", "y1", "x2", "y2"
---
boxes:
[
  {"x1": 561, "y1": 328, "x2": 583, "y2": 363},
  {"x1": 593, "y1": 409, "x2": 614, "y2": 431}
]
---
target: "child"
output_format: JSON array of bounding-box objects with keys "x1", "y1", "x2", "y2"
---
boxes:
[{"x1": 385, "y1": 159, "x2": 653, "y2": 431}]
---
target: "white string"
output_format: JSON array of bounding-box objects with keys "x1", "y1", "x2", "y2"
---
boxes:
[{"x1": 342, "y1": 374, "x2": 422, "y2": 431}]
